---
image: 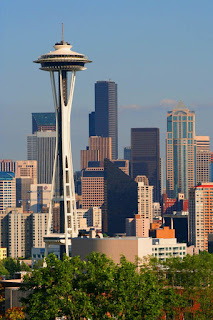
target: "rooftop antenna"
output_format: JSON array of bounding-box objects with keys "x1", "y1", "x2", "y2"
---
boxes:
[{"x1": 61, "y1": 23, "x2": 64, "y2": 42}]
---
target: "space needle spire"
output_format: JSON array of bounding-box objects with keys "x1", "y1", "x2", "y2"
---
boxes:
[{"x1": 34, "y1": 27, "x2": 92, "y2": 259}]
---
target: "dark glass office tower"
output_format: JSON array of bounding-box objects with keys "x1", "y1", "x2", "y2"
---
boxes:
[
  {"x1": 102, "y1": 159, "x2": 138, "y2": 236},
  {"x1": 32, "y1": 113, "x2": 56, "y2": 134},
  {"x1": 89, "y1": 112, "x2": 96, "y2": 137},
  {"x1": 95, "y1": 81, "x2": 118, "y2": 159},
  {"x1": 131, "y1": 128, "x2": 160, "y2": 202}
]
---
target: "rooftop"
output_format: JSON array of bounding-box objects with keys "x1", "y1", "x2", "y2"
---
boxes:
[{"x1": 0, "y1": 172, "x2": 15, "y2": 180}]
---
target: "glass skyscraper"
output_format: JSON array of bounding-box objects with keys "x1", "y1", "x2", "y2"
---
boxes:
[
  {"x1": 95, "y1": 81, "x2": 118, "y2": 159},
  {"x1": 166, "y1": 101, "x2": 196, "y2": 199}
]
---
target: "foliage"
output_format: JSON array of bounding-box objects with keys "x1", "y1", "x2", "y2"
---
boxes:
[
  {"x1": 20, "y1": 252, "x2": 213, "y2": 319},
  {"x1": 0, "y1": 307, "x2": 25, "y2": 320},
  {"x1": 0, "y1": 258, "x2": 30, "y2": 278}
]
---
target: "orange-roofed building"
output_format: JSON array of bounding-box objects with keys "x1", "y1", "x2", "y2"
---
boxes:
[{"x1": 149, "y1": 226, "x2": 175, "y2": 239}]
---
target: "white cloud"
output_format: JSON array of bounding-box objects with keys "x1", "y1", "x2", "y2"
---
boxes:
[{"x1": 160, "y1": 99, "x2": 177, "y2": 107}]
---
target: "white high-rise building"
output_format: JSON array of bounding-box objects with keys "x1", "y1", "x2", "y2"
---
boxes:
[
  {"x1": 0, "y1": 172, "x2": 16, "y2": 213},
  {"x1": 33, "y1": 212, "x2": 49, "y2": 248},
  {"x1": 136, "y1": 176, "x2": 153, "y2": 222}
]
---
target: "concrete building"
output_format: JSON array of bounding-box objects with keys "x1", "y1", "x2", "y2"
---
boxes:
[
  {"x1": 135, "y1": 175, "x2": 149, "y2": 185},
  {"x1": 126, "y1": 215, "x2": 150, "y2": 237},
  {"x1": 30, "y1": 183, "x2": 51, "y2": 213},
  {"x1": 131, "y1": 128, "x2": 160, "y2": 202},
  {"x1": 8, "y1": 208, "x2": 32, "y2": 258},
  {"x1": 163, "y1": 211, "x2": 188, "y2": 244},
  {"x1": 72, "y1": 236, "x2": 186, "y2": 264},
  {"x1": 15, "y1": 160, "x2": 37, "y2": 212},
  {"x1": 152, "y1": 238, "x2": 186, "y2": 261},
  {"x1": 152, "y1": 202, "x2": 161, "y2": 218},
  {"x1": 32, "y1": 212, "x2": 49, "y2": 248},
  {"x1": 137, "y1": 178, "x2": 153, "y2": 222},
  {"x1": 189, "y1": 182, "x2": 213, "y2": 251},
  {"x1": 0, "y1": 160, "x2": 15, "y2": 173},
  {"x1": 81, "y1": 166, "x2": 104, "y2": 210},
  {"x1": 95, "y1": 80, "x2": 118, "y2": 160},
  {"x1": 196, "y1": 136, "x2": 210, "y2": 183},
  {"x1": 149, "y1": 226, "x2": 175, "y2": 239},
  {"x1": 81, "y1": 136, "x2": 112, "y2": 170},
  {"x1": 166, "y1": 101, "x2": 196, "y2": 199},
  {"x1": 27, "y1": 131, "x2": 56, "y2": 184},
  {"x1": 0, "y1": 172, "x2": 16, "y2": 213},
  {"x1": 77, "y1": 207, "x2": 102, "y2": 230}
]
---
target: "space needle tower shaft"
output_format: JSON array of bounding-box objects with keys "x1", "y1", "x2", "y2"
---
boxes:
[{"x1": 34, "y1": 26, "x2": 91, "y2": 258}]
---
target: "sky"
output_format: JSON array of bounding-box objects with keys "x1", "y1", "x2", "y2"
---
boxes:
[{"x1": 1, "y1": 0, "x2": 213, "y2": 172}]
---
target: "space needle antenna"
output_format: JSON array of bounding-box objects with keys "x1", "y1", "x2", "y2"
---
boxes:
[{"x1": 61, "y1": 23, "x2": 64, "y2": 42}]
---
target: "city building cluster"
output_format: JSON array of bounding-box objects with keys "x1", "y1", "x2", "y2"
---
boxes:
[{"x1": 1, "y1": 83, "x2": 213, "y2": 263}]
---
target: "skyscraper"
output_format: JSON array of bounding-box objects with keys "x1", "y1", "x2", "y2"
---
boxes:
[
  {"x1": 0, "y1": 160, "x2": 15, "y2": 173},
  {"x1": 0, "y1": 172, "x2": 16, "y2": 213},
  {"x1": 166, "y1": 101, "x2": 196, "y2": 199},
  {"x1": 95, "y1": 81, "x2": 118, "y2": 159},
  {"x1": 27, "y1": 131, "x2": 56, "y2": 184},
  {"x1": 196, "y1": 136, "x2": 210, "y2": 183},
  {"x1": 32, "y1": 113, "x2": 56, "y2": 134},
  {"x1": 189, "y1": 183, "x2": 213, "y2": 251},
  {"x1": 102, "y1": 159, "x2": 138, "y2": 236},
  {"x1": 89, "y1": 112, "x2": 95, "y2": 137},
  {"x1": 131, "y1": 128, "x2": 160, "y2": 202}
]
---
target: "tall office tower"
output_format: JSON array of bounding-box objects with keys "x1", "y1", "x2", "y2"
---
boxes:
[
  {"x1": 32, "y1": 112, "x2": 56, "y2": 134},
  {"x1": 124, "y1": 147, "x2": 131, "y2": 175},
  {"x1": 30, "y1": 184, "x2": 51, "y2": 213},
  {"x1": 27, "y1": 131, "x2": 56, "y2": 184},
  {"x1": 0, "y1": 172, "x2": 16, "y2": 213},
  {"x1": 196, "y1": 136, "x2": 210, "y2": 183},
  {"x1": 8, "y1": 207, "x2": 32, "y2": 258},
  {"x1": 131, "y1": 128, "x2": 160, "y2": 202},
  {"x1": 15, "y1": 160, "x2": 37, "y2": 211},
  {"x1": 160, "y1": 158, "x2": 163, "y2": 196},
  {"x1": 81, "y1": 166, "x2": 105, "y2": 209},
  {"x1": 166, "y1": 101, "x2": 196, "y2": 199},
  {"x1": 89, "y1": 112, "x2": 96, "y2": 137},
  {"x1": 102, "y1": 159, "x2": 138, "y2": 235},
  {"x1": 0, "y1": 160, "x2": 15, "y2": 173},
  {"x1": 32, "y1": 212, "x2": 49, "y2": 248},
  {"x1": 211, "y1": 152, "x2": 213, "y2": 182},
  {"x1": 124, "y1": 146, "x2": 131, "y2": 162},
  {"x1": 95, "y1": 81, "x2": 118, "y2": 159},
  {"x1": 189, "y1": 182, "x2": 213, "y2": 251},
  {"x1": 0, "y1": 212, "x2": 9, "y2": 249},
  {"x1": 81, "y1": 136, "x2": 112, "y2": 170},
  {"x1": 136, "y1": 176, "x2": 153, "y2": 222}
]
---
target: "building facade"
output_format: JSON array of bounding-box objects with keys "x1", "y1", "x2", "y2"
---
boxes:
[
  {"x1": 189, "y1": 182, "x2": 213, "y2": 251},
  {"x1": 196, "y1": 136, "x2": 210, "y2": 184},
  {"x1": 0, "y1": 160, "x2": 15, "y2": 173},
  {"x1": 166, "y1": 101, "x2": 196, "y2": 199},
  {"x1": 137, "y1": 179, "x2": 153, "y2": 222},
  {"x1": 95, "y1": 81, "x2": 118, "y2": 159},
  {"x1": 89, "y1": 112, "x2": 95, "y2": 137},
  {"x1": 32, "y1": 112, "x2": 56, "y2": 134},
  {"x1": 0, "y1": 172, "x2": 16, "y2": 213},
  {"x1": 131, "y1": 128, "x2": 160, "y2": 202}
]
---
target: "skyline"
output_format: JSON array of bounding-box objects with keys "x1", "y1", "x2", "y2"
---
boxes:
[{"x1": 1, "y1": 1, "x2": 213, "y2": 171}]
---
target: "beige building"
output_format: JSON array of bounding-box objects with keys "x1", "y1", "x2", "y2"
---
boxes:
[
  {"x1": 0, "y1": 172, "x2": 16, "y2": 213},
  {"x1": 77, "y1": 207, "x2": 102, "y2": 230},
  {"x1": 189, "y1": 182, "x2": 213, "y2": 251},
  {"x1": 196, "y1": 136, "x2": 210, "y2": 184},
  {"x1": 0, "y1": 160, "x2": 15, "y2": 173},
  {"x1": 8, "y1": 208, "x2": 32, "y2": 258},
  {"x1": 15, "y1": 160, "x2": 37, "y2": 212},
  {"x1": 30, "y1": 183, "x2": 51, "y2": 213},
  {"x1": 32, "y1": 212, "x2": 49, "y2": 248},
  {"x1": 135, "y1": 175, "x2": 149, "y2": 185},
  {"x1": 126, "y1": 215, "x2": 150, "y2": 237},
  {"x1": 81, "y1": 136, "x2": 112, "y2": 170},
  {"x1": 137, "y1": 178, "x2": 153, "y2": 222}
]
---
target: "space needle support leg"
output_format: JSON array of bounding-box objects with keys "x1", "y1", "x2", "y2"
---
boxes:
[
  {"x1": 47, "y1": 72, "x2": 59, "y2": 236},
  {"x1": 59, "y1": 70, "x2": 78, "y2": 256}
]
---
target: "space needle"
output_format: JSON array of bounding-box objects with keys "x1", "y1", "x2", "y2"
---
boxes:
[{"x1": 34, "y1": 25, "x2": 91, "y2": 259}]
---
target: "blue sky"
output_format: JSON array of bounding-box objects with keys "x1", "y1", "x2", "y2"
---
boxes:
[{"x1": 1, "y1": 0, "x2": 213, "y2": 171}]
